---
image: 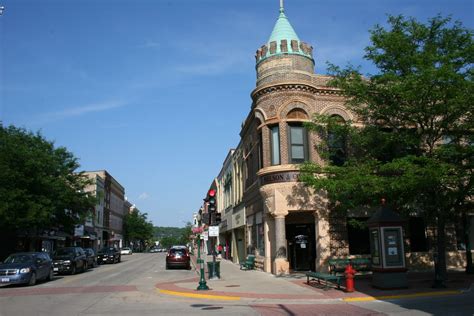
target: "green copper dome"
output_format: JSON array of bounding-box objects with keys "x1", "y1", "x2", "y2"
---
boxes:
[
  {"x1": 256, "y1": 6, "x2": 313, "y2": 64},
  {"x1": 268, "y1": 8, "x2": 300, "y2": 45}
]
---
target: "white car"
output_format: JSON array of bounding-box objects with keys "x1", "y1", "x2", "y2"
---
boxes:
[{"x1": 120, "y1": 247, "x2": 132, "y2": 255}]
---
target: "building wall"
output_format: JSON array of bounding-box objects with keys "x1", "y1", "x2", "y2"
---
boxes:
[{"x1": 84, "y1": 170, "x2": 125, "y2": 248}]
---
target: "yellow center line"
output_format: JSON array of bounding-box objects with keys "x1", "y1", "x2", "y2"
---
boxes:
[
  {"x1": 343, "y1": 290, "x2": 462, "y2": 302},
  {"x1": 157, "y1": 289, "x2": 240, "y2": 301}
]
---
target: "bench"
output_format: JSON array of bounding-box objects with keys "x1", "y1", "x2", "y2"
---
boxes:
[
  {"x1": 328, "y1": 258, "x2": 371, "y2": 275},
  {"x1": 306, "y1": 271, "x2": 342, "y2": 290},
  {"x1": 240, "y1": 255, "x2": 255, "y2": 270}
]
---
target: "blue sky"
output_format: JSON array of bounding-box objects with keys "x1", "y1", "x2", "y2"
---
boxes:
[{"x1": 1, "y1": 0, "x2": 472, "y2": 227}]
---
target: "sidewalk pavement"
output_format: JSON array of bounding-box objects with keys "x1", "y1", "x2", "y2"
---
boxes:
[{"x1": 155, "y1": 254, "x2": 474, "y2": 302}]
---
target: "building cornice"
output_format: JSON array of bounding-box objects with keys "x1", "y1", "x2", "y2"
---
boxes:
[{"x1": 251, "y1": 81, "x2": 342, "y2": 102}]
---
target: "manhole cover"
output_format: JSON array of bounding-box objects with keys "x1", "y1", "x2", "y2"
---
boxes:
[{"x1": 225, "y1": 285, "x2": 240, "y2": 288}]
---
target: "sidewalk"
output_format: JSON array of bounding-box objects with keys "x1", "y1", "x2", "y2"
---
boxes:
[{"x1": 155, "y1": 254, "x2": 474, "y2": 302}]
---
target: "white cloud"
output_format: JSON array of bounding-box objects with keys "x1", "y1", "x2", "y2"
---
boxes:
[
  {"x1": 138, "y1": 192, "x2": 150, "y2": 200},
  {"x1": 140, "y1": 40, "x2": 160, "y2": 49},
  {"x1": 37, "y1": 100, "x2": 127, "y2": 123}
]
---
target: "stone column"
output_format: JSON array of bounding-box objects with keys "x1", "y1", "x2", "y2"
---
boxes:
[
  {"x1": 275, "y1": 216, "x2": 287, "y2": 258},
  {"x1": 314, "y1": 211, "x2": 331, "y2": 272},
  {"x1": 274, "y1": 214, "x2": 290, "y2": 275},
  {"x1": 264, "y1": 213, "x2": 273, "y2": 273}
]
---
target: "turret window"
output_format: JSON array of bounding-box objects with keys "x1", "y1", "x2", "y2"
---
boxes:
[
  {"x1": 270, "y1": 125, "x2": 280, "y2": 165},
  {"x1": 288, "y1": 124, "x2": 308, "y2": 163}
]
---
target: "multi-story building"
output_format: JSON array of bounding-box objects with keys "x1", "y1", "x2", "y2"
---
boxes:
[
  {"x1": 81, "y1": 173, "x2": 105, "y2": 250},
  {"x1": 234, "y1": 3, "x2": 335, "y2": 274},
  {"x1": 207, "y1": 141, "x2": 247, "y2": 264},
  {"x1": 206, "y1": 3, "x2": 474, "y2": 275},
  {"x1": 84, "y1": 170, "x2": 125, "y2": 249}
]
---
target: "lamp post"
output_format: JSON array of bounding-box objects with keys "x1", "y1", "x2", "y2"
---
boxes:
[{"x1": 196, "y1": 236, "x2": 209, "y2": 290}]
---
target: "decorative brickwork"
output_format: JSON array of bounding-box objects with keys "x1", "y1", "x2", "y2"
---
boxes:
[{"x1": 328, "y1": 213, "x2": 350, "y2": 257}]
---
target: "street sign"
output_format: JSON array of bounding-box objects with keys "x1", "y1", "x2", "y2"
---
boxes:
[{"x1": 209, "y1": 226, "x2": 219, "y2": 237}]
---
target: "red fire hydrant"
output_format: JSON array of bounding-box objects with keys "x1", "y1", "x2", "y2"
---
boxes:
[{"x1": 344, "y1": 264, "x2": 356, "y2": 292}]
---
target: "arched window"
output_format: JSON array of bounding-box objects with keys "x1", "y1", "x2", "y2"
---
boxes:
[
  {"x1": 286, "y1": 108, "x2": 309, "y2": 164},
  {"x1": 287, "y1": 108, "x2": 309, "y2": 120},
  {"x1": 328, "y1": 115, "x2": 346, "y2": 166}
]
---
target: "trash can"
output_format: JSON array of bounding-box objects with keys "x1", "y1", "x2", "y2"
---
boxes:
[{"x1": 207, "y1": 261, "x2": 220, "y2": 279}]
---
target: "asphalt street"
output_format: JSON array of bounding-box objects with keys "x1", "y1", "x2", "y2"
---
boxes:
[{"x1": 0, "y1": 253, "x2": 473, "y2": 316}]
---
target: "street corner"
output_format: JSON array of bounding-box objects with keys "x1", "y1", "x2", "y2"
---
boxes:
[
  {"x1": 156, "y1": 288, "x2": 241, "y2": 301},
  {"x1": 154, "y1": 278, "x2": 241, "y2": 301}
]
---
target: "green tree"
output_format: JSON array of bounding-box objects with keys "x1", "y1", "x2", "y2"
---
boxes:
[
  {"x1": 178, "y1": 222, "x2": 193, "y2": 246},
  {"x1": 159, "y1": 236, "x2": 179, "y2": 249},
  {"x1": 153, "y1": 223, "x2": 193, "y2": 249},
  {"x1": 0, "y1": 125, "x2": 96, "y2": 242},
  {"x1": 301, "y1": 15, "x2": 473, "y2": 286},
  {"x1": 123, "y1": 210, "x2": 154, "y2": 251}
]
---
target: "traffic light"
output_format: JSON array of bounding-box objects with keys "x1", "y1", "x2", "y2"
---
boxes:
[
  {"x1": 215, "y1": 212, "x2": 221, "y2": 223},
  {"x1": 208, "y1": 189, "x2": 216, "y2": 213}
]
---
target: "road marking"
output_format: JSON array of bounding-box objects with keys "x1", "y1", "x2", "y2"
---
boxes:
[
  {"x1": 157, "y1": 289, "x2": 240, "y2": 301},
  {"x1": 343, "y1": 290, "x2": 462, "y2": 302}
]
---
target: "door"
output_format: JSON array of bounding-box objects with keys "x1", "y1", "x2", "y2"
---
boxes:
[
  {"x1": 293, "y1": 235, "x2": 311, "y2": 271},
  {"x1": 286, "y1": 223, "x2": 316, "y2": 271},
  {"x1": 236, "y1": 229, "x2": 245, "y2": 263}
]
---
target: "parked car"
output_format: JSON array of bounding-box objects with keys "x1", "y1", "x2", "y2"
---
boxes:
[
  {"x1": 166, "y1": 246, "x2": 191, "y2": 269},
  {"x1": 84, "y1": 248, "x2": 97, "y2": 268},
  {"x1": 0, "y1": 252, "x2": 54, "y2": 286},
  {"x1": 97, "y1": 247, "x2": 121, "y2": 264},
  {"x1": 149, "y1": 247, "x2": 159, "y2": 253},
  {"x1": 52, "y1": 247, "x2": 87, "y2": 275},
  {"x1": 120, "y1": 247, "x2": 132, "y2": 255}
]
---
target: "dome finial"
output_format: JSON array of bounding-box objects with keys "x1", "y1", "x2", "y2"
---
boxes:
[{"x1": 280, "y1": 0, "x2": 284, "y2": 13}]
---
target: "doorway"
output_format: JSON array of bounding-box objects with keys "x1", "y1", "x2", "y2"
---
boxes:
[{"x1": 286, "y1": 223, "x2": 316, "y2": 271}]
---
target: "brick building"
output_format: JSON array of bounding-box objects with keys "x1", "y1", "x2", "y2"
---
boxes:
[
  {"x1": 84, "y1": 170, "x2": 125, "y2": 249},
  {"x1": 208, "y1": 3, "x2": 474, "y2": 275}
]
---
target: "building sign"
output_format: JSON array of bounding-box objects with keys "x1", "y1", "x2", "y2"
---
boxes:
[
  {"x1": 260, "y1": 171, "x2": 299, "y2": 185},
  {"x1": 209, "y1": 226, "x2": 219, "y2": 237}
]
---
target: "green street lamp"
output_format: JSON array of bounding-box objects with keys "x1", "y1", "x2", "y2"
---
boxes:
[{"x1": 196, "y1": 236, "x2": 209, "y2": 291}]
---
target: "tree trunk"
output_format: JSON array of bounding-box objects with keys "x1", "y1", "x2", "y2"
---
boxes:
[
  {"x1": 433, "y1": 215, "x2": 448, "y2": 288},
  {"x1": 463, "y1": 212, "x2": 474, "y2": 274}
]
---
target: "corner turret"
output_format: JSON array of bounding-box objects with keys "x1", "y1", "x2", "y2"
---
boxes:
[
  {"x1": 255, "y1": 3, "x2": 315, "y2": 87},
  {"x1": 255, "y1": 5, "x2": 314, "y2": 64}
]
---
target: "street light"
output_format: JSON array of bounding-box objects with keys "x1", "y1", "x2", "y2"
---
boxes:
[{"x1": 196, "y1": 234, "x2": 209, "y2": 291}]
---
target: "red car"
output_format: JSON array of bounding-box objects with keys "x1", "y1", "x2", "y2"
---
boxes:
[{"x1": 166, "y1": 246, "x2": 191, "y2": 270}]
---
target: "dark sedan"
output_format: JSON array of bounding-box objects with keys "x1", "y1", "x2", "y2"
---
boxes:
[
  {"x1": 52, "y1": 247, "x2": 87, "y2": 274},
  {"x1": 97, "y1": 247, "x2": 121, "y2": 264},
  {"x1": 0, "y1": 252, "x2": 53, "y2": 286}
]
